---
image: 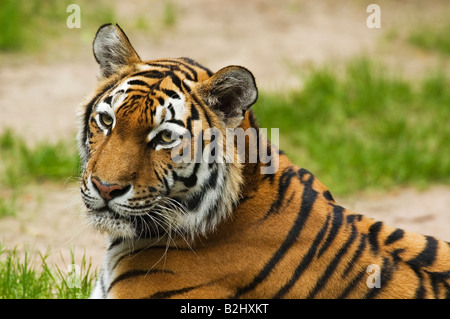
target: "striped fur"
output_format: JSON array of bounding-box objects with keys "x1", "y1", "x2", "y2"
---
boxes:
[{"x1": 79, "y1": 24, "x2": 450, "y2": 299}]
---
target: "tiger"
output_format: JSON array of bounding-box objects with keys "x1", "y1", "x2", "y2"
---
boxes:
[{"x1": 77, "y1": 24, "x2": 450, "y2": 299}]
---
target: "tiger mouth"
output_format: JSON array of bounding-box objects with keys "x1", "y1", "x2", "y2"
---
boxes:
[
  {"x1": 90, "y1": 207, "x2": 128, "y2": 221},
  {"x1": 86, "y1": 206, "x2": 166, "y2": 239}
]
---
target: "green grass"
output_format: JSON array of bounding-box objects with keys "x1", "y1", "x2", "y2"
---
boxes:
[
  {"x1": 133, "y1": 0, "x2": 179, "y2": 38},
  {"x1": 408, "y1": 19, "x2": 450, "y2": 55},
  {"x1": 0, "y1": 245, "x2": 95, "y2": 299},
  {"x1": 254, "y1": 58, "x2": 450, "y2": 195},
  {"x1": 0, "y1": 129, "x2": 79, "y2": 217},
  {"x1": 0, "y1": 0, "x2": 27, "y2": 51},
  {"x1": 0, "y1": 129, "x2": 79, "y2": 188},
  {"x1": 0, "y1": 0, "x2": 115, "y2": 52},
  {"x1": 0, "y1": 197, "x2": 17, "y2": 219},
  {"x1": 0, "y1": 133, "x2": 93, "y2": 298},
  {"x1": 162, "y1": 1, "x2": 178, "y2": 29}
]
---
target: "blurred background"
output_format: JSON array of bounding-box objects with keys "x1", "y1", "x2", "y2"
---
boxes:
[{"x1": 0, "y1": 0, "x2": 449, "y2": 298}]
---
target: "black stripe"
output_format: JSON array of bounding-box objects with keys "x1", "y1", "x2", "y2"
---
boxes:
[
  {"x1": 103, "y1": 95, "x2": 113, "y2": 105},
  {"x1": 412, "y1": 266, "x2": 426, "y2": 298},
  {"x1": 162, "y1": 88, "x2": 181, "y2": 100},
  {"x1": 174, "y1": 59, "x2": 200, "y2": 81},
  {"x1": 181, "y1": 78, "x2": 192, "y2": 93},
  {"x1": 346, "y1": 214, "x2": 363, "y2": 224},
  {"x1": 132, "y1": 70, "x2": 166, "y2": 79},
  {"x1": 167, "y1": 103, "x2": 175, "y2": 118},
  {"x1": 111, "y1": 245, "x2": 194, "y2": 272},
  {"x1": 108, "y1": 238, "x2": 124, "y2": 250},
  {"x1": 147, "y1": 280, "x2": 214, "y2": 299},
  {"x1": 139, "y1": 99, "x2": 150, "y2": 124},
  {"x1": 180, "y1": 57, "x2": 213, "y2": 77},
  {"x1": 317, "y1": 204, "x2": 344, "y2": 257},
  {"x1": 191, "y1": 103, "x2": 200, "y2": 120},
  {"x1": 157, "y1": 96, "x2": 165, "y2": 107},
  {"x1": 233, "y1": 172, "x2": 317, "y2": 298},
  {"x1": 365, "y1": 257, "x2": 394, "y2": 299},
  {"x1": 162, "y1": 176, "x2": 170, "y2": 195},
  {"x1": 263, "y1": 167, "x2": 297, "y2": 220},
  {"x1": 149, "y1": 286, "x2": 198, "y2": 299},
  {"x1": 119, "y1": 95, "x2": 145, "y2": 117},
  {"x1": 402, "y1": 236, "x2": 441, "y2": 298},
  {"x1": 147, "y1": 59, "x2": 199, "y2": 82},
  {"x1": 82, "y1": 91, "x2": 106, "y2": 150},
  {"x1": 307, "y1": 225, "x2": 358, "y2": 298},
  {"x1": 343, "y1": 234, "x2": 367, "y2": 277},
  {"x1": 206, "y1": 164, "x2": 219, "y2": 189},
  {"x1": 201, "y1": 103, "x2": 214, "y2": 129},
  {"x1": 124, "y1": 88, "x2": 149, "y2": 95},
  {"x1": 169, "y1": 73, "x2": 183, "y2": 91},
  {"x1": 110, "y1": 248, "x2": 141, "y2": 273},
  {"x1": 407, "y1": 236, "x2": 438, "y2": 268},
  {"x1": 384, "y1": 228, "x2": 404, "y2": 245},
  {"x1": 323, "y1": 190, "x2": 335, "y2": 202},
  {"x1": 297, "y1": 168, "x2": 315, "y2": 183},
  {"x1": 368, "y1": 221, "x2": 383, "y2": 254},
  {"x1": 127, "y1": 79, "x2": 152, "y2": 88},
  {"x1": 391, "y1": 248, "x2": 405, "y2": 262},
  {"x1": 338, "y1": 268, "x2": 367, "y2": 299},
  {"x1": 425, "y1": 270, "x2": 450, "y2": 298},
  {"x1": 172, "y1": 162, "x2": 200, "y2": 188},
  {"x1": 154, "y1": 169, "x2": 163, "y2": 183},
  {"x1": 108, "y1": 269, "x2": 174, "y2": 294},
  {"x1": 145, "y1": 61, "x2": 175, "y2": 70},
  {"x1": 182, "y1": 163, "x2": 219, "y2": 212},
  {"x1": 189, "y1": 93, "x2": 205, "y2": 121},
  {"x1": 166, "y1": 119, "x2": 185, "y2": 127},
  {"x1": 429, "y1": 271, "x2": 441, "y2": 298},
  {"x1": 146, "y1": 99, "x2": 156, "y2": 126},
  {"x1": 273, "y1": 213, "x2": 331, "y2": 298},
  {"x1": 184, "y1": 192, "x2": 202, "y2": 211}
]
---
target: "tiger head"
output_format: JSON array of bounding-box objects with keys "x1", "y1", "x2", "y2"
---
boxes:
[{"x1": 78, "y1": 24, "x2": 258, "y2": 241}]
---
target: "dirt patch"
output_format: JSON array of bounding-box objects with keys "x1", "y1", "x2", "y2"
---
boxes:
[
  {"x1": 0, "y1": 183, "x2": 105, "y2": 269},
  {"x1": 0, "y1": 0, "x2": 449, "y2": 271},
  {"x1": 338, "y1": 185, "x2": 450, "y2": 242}
]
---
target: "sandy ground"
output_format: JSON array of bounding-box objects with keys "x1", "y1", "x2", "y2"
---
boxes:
[{"x1": 0, "y1": 0, "x2": 449, "y2": 271}]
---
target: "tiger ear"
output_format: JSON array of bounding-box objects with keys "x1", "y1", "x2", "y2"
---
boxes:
[
  {"x1": 197, "y1": 66, "x2": 258, "y2": 127},
  {"x1": 93, "y1": 23, "x2": 141, "y2": 79}
]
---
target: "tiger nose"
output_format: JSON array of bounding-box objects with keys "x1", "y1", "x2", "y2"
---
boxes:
[{"x1": 91, "y1": 176, "x2": 130, "y2": 201}]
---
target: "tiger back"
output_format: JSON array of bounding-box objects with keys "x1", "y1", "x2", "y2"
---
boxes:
[{"x1": 78, "y1": 24, "x2": 450, "y2": 299}]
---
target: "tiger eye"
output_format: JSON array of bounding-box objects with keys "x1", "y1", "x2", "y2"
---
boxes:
[
  {"x1": 100, "y1": 113, "x2": 113, "y2": 127},
  {"x1": 160, "y1": 130, "x2": 173, "y2": 143}
]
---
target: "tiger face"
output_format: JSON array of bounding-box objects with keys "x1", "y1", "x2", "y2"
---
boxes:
[{"x1": 78, "y1": 24, "x2": 257, "y2": 240}]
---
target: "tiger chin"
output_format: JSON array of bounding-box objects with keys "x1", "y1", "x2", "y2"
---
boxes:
[{"x1": 78, "y1": 24, "x2": 450, "y2": 299}]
